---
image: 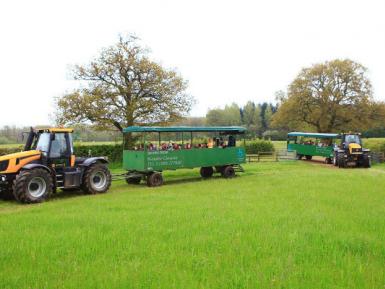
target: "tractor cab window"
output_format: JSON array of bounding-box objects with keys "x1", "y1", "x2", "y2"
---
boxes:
[
  {"x1": 50, "y1": 133, "x2": 68, "y2": 158},
  {"x1": 344, "y1": 134, "x2": 361, "y2": 145},
  {"x1": 35, "y1": 133, "x2": 51, "y2": 153}
]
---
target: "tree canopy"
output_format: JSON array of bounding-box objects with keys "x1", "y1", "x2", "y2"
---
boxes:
[
  {"x1": 56, "y1": 35, "x2": 194, "y2": 132},
  {"x1": 272, "y1": 59, "x2": 383, "y2": 132}
]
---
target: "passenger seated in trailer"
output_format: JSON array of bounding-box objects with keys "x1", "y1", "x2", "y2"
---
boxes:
[
  {"x1": 208, "y1": 138, "x2": 214, "y2": 148},
  {"x1": 228, "y1": 135, "x2": 236, "y2": 147}
]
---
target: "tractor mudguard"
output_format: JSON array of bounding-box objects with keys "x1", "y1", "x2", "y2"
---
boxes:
[
  {"x1": 78, "y1": 157, "x2": 109, "y2": 167},
  {"x1": 22, "y1": 163, "x2": 53, "y2": 174}
]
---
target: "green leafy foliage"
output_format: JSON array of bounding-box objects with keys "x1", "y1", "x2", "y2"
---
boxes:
[
  {"x1": 272, "y1": 59, "x2": 385, "y2": 132},
  {"x1": 243, "y1": 140, "x2": 274, "y2": 154},
  {"x1": 74, "y1": 144, "x2": 123, "y2": 162},
  {"x1": 56, "y1": 35, "x2": 194, "y2": 134}
]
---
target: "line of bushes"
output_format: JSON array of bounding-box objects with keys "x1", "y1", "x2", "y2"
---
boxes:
[{"x1": 243, "y1": 140, "x2": 275, "y2": 154}]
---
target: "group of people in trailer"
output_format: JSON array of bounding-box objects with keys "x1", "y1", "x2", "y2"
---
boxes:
[{"x1": 133, "y1": 135, "x2": 236, "y2": 151}]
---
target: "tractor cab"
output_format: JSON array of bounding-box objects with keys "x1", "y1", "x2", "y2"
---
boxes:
[
  {"x1": 24, "y1": 128, "x2": 76, "y2": 168},
  {"x1": 339, "y1": 133, "x2": 363, "y2": 154}
]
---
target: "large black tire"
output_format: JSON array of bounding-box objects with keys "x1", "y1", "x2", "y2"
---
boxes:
[
  {"x1": 12, "y1": 168, "x2": 53, "y2": 203},
  {"x1": 200, "y1": 167, "x2": 214, "y2": 178},
  {"x1": 82, "y1": 163, "x2": 111, "y2": 194},
  {"x1": 147, "y1": 172, "x2": 163, "y2": 187},
  {"x1": 362, "y1": 154, "x2": 371, "y2": 168},
  {"x1": 337, "y1": 153, "x2": 346, "y2": 168},
  {"x1": 221, "y1": 166, "x2": 235, "y2": 178},
  {"x1": 126, "y1": 177, "x2": 141, "y2": 184},
  {"x1": 305, "y1": 155, "x2": 312, "y2": 160}
]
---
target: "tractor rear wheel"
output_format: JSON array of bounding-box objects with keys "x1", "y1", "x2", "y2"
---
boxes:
[
  {"x1": 13, "y1": 168, "x2": 53, "y2": 203},
  {"x1": 147, "y1": 172, "x2": 163, "y2": 187},
  {"x1": 305, "y1": 155, "x2": 312, "y2": 160},
  {"x1": 200, "y1": 167, "x2": 214, "y2": 178},
  {"x1": 82, "y1": 163, "x2": 111, "y2": 194},
  {"x1": 221, "y1": 166, "x2": 235, "y2": 178}
]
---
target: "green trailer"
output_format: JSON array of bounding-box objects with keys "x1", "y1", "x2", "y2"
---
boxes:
[
  {"x1": 122, "y1": 126, "x2": 246, "y2": 186},
  {"x1": 287, "y1": 132, "x2": 339, "y2": 163}
]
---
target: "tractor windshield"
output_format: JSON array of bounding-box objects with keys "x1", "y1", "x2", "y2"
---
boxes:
[
  {"x1": 35, "y1": 133, "x2": 51, "y2": 152},
  {"x1": 345, "y1": 134, "x2": 361, "y2": 145}
]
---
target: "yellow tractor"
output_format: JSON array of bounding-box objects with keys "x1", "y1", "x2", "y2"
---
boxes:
[
  {"x1": 333, "y1": 133, "x2": 371, "y2": 168},
  {"x1": 0, "y1": 128, "x2": 111, "y2": 203}
]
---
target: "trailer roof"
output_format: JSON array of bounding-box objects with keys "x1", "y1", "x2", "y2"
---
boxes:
[
  {"x1": 123, "y1": 126, "x2": 246, "y2": 134},
  {"x1": 288, "y1": 132, "x2": 339, "y2": 138}
]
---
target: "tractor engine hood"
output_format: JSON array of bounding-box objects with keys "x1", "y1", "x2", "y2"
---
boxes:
[
  {"x1": 348, "y1": 143, "x2": 362, "y2": 154},
  {"x1": 0, "y1": 150, "x2": 41, "y2": 174}
]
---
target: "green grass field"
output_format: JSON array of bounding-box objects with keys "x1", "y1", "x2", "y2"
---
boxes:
[{"x1": 1, "y1": 161, "x2": 385, "y2": 289}]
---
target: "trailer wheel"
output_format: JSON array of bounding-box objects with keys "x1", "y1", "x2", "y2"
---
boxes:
[
  {"x1": 305, "y1": 155, "x2": 312, "y2": 160},
  {"x1": 337, "y1": 153, "x2": 346, "y2": 168},
  {"x1": 296, "y1": 154, "x2": 303, "y2": 160},
  {"x1": 147, "y1": 172, "x2": 163, "y2": 187},
  {"x1": 126, "y1": 177, "x2": 141, "y2": 184},
  {"x1": 12, "y1": 168, "x2": 53, "y2": 203},
  {"x1": 82, "y1": 163, "x2": 111, "y2": 194},
  {"x1": 200, "y1": 167, "x2": 214, "y2": 178},
  {"x1": 222, "y1": 166, "x2": 235, "y2": 178}
]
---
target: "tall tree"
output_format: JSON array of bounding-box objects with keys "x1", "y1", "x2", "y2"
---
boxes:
[
  {"x1": 56, "y1": 35, "x2": 194, "y2": 144},
  {"x1": 242, "y1": 101, "x2": 262, "y2": 136},
  {"x1": 206, "y1": 103, "x2": 241, "y2": 126},
  {"x1": 272, "y1": 59, "x2": 378, "y2": 132}
]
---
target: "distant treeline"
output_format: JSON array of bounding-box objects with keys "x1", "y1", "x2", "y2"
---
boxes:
[{"x1": 0, "y1": 125, "x2": 122, "y2": 144}]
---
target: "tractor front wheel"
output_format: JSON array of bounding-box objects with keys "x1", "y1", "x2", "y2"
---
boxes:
[
  {"x1": 200, "y1": 167, "x2": 214, "y2": 178},
  {"x1": 13, "y1": 168, "x2": 53, "y2": 203},
  {"x1": 337, "y1": 153, "x2": 346, "y2": 168},
  {"x1": 82, "y1": 163, "x2": 111, "y2": 194},
  {"x1": 362, "y1": 154, "x2": 371, "y2": 168},
  {"x1": 147, "y1": 172, "x2": 163, "y2": 187}
]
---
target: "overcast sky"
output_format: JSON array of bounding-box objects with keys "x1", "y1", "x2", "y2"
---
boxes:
[{"x1": 0, "y1": 0, "x2": 384, "y2": 127}]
